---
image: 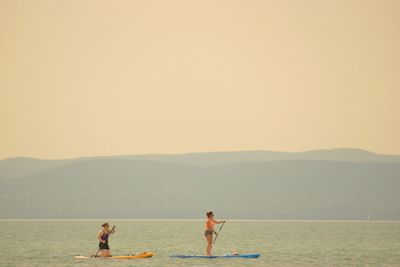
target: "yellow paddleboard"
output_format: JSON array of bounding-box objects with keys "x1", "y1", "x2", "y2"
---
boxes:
[
  {"x1": 111, "y1": 252, "x2": 154, "y2": 259},
  {"x1": 75, "y1": 252, "x2": 154, "y2": 259}
]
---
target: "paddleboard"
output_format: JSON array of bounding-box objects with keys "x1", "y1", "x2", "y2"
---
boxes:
[
  {"x1": 170, "y1": 253, "x2": 260, "y2": 259},
  {"x1": 75, "y1": 252, "x2": 154, "y2": 259}
]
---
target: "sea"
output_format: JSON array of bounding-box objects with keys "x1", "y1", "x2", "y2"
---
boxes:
[{"x1": 1, "y1": 220, "x2": 399, "y2": 266}]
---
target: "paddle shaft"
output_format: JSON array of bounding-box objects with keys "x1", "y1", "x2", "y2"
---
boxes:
[
  {"x1": 212, "y1": 221, "x2": 225, "y2": 245},
  {"x1": 94, "y1": 225, "x2": 115, "y2": 257}
]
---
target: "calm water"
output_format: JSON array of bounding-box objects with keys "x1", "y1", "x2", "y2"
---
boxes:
[{"x1": 1, "y1": 220, "x2": 400, "y2": 266}]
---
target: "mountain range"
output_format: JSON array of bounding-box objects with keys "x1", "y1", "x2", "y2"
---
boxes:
[{"x1": 1, "y1": 148, "x2": 399, "y2": 219}]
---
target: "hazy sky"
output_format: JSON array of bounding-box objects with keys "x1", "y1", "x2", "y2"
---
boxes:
[{"x1": 1, "y1": 0, "x2": 399, "y2": 159}]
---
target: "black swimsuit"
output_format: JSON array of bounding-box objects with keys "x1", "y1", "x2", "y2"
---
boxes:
[{"x1": 99, "y1": 232, "x2": 110, "y2": 250}]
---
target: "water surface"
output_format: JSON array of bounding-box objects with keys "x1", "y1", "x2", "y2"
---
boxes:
[{"x1": 1, "y1": 220, "x2": 399, "y2": 266}]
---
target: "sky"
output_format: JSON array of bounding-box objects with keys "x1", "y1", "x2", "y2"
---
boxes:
[{"x1": 1, "y1": 0, "x2": 399, "y2": 159}]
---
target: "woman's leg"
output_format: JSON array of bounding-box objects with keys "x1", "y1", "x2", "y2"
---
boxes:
[{"x1": 206, "y1": 234, "x2": 213, "y2": 255}]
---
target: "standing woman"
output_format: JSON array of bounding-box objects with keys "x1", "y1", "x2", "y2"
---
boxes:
[
  {"x1": 97, "y1": 222, "x2": 116, "y2": 257},
  {"x1": 204, "y1": 211, "x2": 225, "y2": 256}
]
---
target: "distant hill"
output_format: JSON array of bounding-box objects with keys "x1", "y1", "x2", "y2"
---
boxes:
[
  {"x1": 1, "y1": 150, "x2": 400, "y2": 220},
  {"x1": 1, "y1": 148, "x2": 400, "y2": 178},
  {"x1": 0, "y1": 157, "x2": 76, "y2": 178},
  {"x1": 111, "y1": 148, "x2": 400, "y2": 165}
]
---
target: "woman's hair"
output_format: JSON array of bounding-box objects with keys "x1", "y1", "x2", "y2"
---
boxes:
[{"x1": 206, "y1": 211, "x2": 214, "y2": 218}]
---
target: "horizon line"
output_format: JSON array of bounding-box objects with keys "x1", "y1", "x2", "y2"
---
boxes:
[
  {"x1": 2, "y1": 147, "x2": 397, "y2": 161},
  {"x1": 1, "y1": 218, "x2": 399, "y2": 223}
]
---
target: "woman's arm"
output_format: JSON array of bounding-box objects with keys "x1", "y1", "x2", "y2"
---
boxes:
[{"x1": 213, "y1": 219, "x2": 226, "y2": 224}]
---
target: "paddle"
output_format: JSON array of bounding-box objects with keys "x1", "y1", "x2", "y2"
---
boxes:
[
  {"x1": 212, "y1": 221, "x2": 225, "y2": 245},
  {"x1": 93, "y1": 225, "x2": 115, "y2": 257}
]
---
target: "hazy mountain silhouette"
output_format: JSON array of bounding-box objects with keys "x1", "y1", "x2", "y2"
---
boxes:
[
  {"x1": 0, "y1": 157, "x2": 76, "y2": 178},
  {"x1": 1, "y1": 148, "x2": 400, "y2": 178},
  {"x1": 1, "y1": 149, "x2": 399, "y2": 219}
]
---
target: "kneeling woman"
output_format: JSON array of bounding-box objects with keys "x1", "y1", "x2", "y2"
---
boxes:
[
  {"x1": 97, "y1": 222, "x2": 116, "y2": 257},
  {"x1": 204, "y1": 211, "x2": 225, "y2": 256}
]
